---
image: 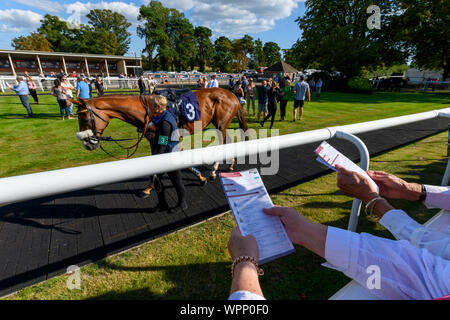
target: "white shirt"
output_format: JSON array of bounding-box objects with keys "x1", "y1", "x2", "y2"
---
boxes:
[
  {"x1": 379, "y1": 185, "x2": 450, "y2": 260},
  {"x1": 324, "y1": 226, "x2": 450, "y2": 300},
  {"x1": 208, "y1": 79, "x2": 219, "y2": 88}
]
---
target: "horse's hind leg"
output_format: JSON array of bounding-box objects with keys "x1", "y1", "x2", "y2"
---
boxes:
[
  {"x1": 210, "y1": 162, "x2": 220, "y2": 180},
  {"x1": 228, "y1": 158, "x2": 236, "y2": 171},
  {"x1": 189, "y1": 167, "x2": 207, "y2": 186}
]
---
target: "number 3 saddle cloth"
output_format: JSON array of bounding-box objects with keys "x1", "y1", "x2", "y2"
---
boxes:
[{"x1": 155, "y1": 89, "x2": 201, "y2": 127}]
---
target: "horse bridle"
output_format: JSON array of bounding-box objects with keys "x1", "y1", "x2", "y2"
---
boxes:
[
  {"x1": 76, "y1": 96, "x2": 152, "y2": 158},
  {"x1": 76, "y1": 102, "x2": 109, "y2": 140}
]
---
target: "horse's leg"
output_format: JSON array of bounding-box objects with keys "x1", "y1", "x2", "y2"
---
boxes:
[
  {"x1": 189, "y1": 167, "x2": 207, "y2": 186},
  {"x1": 210, "y1": 162, "x2": 220, "y2": 181}
]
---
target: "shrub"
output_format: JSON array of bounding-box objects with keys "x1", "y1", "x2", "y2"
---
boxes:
[{"x1": 347, "y1": 77, "x2": 372, "y2": 94}]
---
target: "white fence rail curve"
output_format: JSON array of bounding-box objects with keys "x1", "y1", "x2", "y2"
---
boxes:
[{"x1": 0, "y1": 107, "x2": 449, "y2": 208}]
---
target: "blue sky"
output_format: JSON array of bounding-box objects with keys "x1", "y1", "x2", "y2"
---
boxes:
[{"x1": 0, "y1": 0, "x2": 306, "y2": 56}]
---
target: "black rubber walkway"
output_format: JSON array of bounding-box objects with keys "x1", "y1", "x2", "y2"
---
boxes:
[{"x1": 0, "y1": 117, "x2": 448, "y2": 296}]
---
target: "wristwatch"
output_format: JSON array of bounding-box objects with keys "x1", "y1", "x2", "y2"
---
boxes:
[{"x1": 418, "y1": 184, "x2": 427, "y2": 202}]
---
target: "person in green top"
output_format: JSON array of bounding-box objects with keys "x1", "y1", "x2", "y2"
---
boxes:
[{"x1": 279, "y1": 80, "x2": 294, "y2": 121}]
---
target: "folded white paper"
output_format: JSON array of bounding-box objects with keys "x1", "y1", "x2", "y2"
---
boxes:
[{"x1": 220, "y1": 169, "x2": 295, "y2": 264}]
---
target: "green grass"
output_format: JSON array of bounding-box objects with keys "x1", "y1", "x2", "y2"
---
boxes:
[
  {"x1": 0, "y1": 90, "x2": 449, "y2": 300},
  {"x1": 0, "y1": 91, "x2": 448, "y2": 178},
  {"x1": 5, "y1": 131, "x2": 448, "y2": 300}
]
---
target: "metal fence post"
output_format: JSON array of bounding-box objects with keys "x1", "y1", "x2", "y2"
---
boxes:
[{"x1": 335, "y1": 131, "x2": 371, "y2": 232}]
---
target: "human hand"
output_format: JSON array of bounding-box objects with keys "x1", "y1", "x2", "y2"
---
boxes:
[
  {"x1": 336, "y1": 165, "x2": 379, "y2": 203},
  {"x1": 263, "y1": 206, "x2": 304, "y2": 245},
  {"x1": 367, "y1": 170, "x2": 421, "y2": 201},
  {"x1": 228, "y1": 227, "x2": 259, "y2": 261}
]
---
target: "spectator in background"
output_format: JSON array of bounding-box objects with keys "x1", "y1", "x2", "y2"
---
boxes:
[
  {"x1": 148, "y1": 76, "x2": 157, "y2": 94},
  {"x1": 119, "y1": 73, "x2": 125, "y2": 89},
  {"x1": 234, "y1": 82, "x2": 246, "y2": 106},
  {"x1": 256, "y1": 80, "x2": 270, "y2": 122},
  {"x1": 208, "y1": 74, "x2": 219, "y2": 88},
  {"x1": 138, "y1": 75, "x2": 146, "y2": 95},
  {"x1": 70, "y1": 71, "x2": 77, "y2": 78},
  {"x1": 51, "y1": 79, "x2": 71, "y2": 120},
  {"x1": 61, "y1": 76, "x2": 75, "y2": 116},
  {"x1": 316, "y1": 78, "x2": 323, "y2": 98},
  {"x1": 49, "y1": 72, "x2": 56, "y2": 78},
  {"x1": 292, "y1": 74, "x2": 310, "y2": 121},
  {"x1": 279, "y1": 80, "x2": 294, "y2": 121},
  {"x1": 309, "y1": 77, "x2": 316, "y2": 92},
  {"x1": 76, "y1": 76, "x2": 90, "y2": 100},
  {"x1": 260, "y1": 79, "x2": 281, "y2": 129},
  {"x1": 246, "y1": 78, "x2": 256, "y2": 116},
  {"x1": 241, "y1": 76, "x2": 249, "y2": 97},
  {"x1": 26, "y1": 76, "x2": 38, "y2": 104},
  {"x1": 228, "y1": 75, "x2": 235, "y2": 91},
  {"x1": 93, "y1": 76, "x2": 104, "y2": 97},
  {"x1": 57, "y1": 69, "x2": 65, "y2": 81},
  {"x1": 8, "y1": 76, "x2": 33, "y2": 118}
]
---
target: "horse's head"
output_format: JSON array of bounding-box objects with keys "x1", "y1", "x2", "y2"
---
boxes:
[{"x1": 70, "y1": 97, "x2": 110, "y2": 151}]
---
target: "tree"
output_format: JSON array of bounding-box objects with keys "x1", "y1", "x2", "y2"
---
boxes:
[
  {"x1": 393, "y1": 0, "x2": 449, "y2": 80},
  {"x1": 37, "y1": 14, "x2": 73, "y2": 52},
  {"x1": 293, "y1": 0, "x2": 406, "y2": 78},
  {"x1": 194, "y1": 26, "x2": 213, "y2": 72},
  {"x1": 263, "y1": 42, "x2": 282, "y2": 66},
  {"x1": 138, "y1": 1, "x2": 171, "y2": 70},
  {"x1": 231, "y1": 35, "x2": 254, "y2": 71},
  {"x1": 250, "y1": 38, "x2": 265, "y2": 69},
  {"x1": 86, "y1": 9, "x2": 132, "y2": 56},
  {"x1": 168, "y1": 10, "x2": 196, "y2": 71},
  {"x1": 12, "y1": 32, "x2": 53, "y2": 51},
  {"x1": 213, "y1": 36, "x2": 233, "y2": 72}
]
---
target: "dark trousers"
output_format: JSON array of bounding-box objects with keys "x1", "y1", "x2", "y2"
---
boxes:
[
  {"x1": 279, "y1": 100, "x2": 288, "y2": 119},
  {"x1": 156, "y1": 170, "x2": 185, "y2": 206},
  {"x1": 140, "y1": 88, "x2": 146, "y2": 95},
  {"x1": 29, "y1": 89, "x2": 38, "y2": 103},
  {"x1": 262, "y1": 102, "x2": 277, "y2": 128}
]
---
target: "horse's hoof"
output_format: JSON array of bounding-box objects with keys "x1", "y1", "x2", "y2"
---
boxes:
[
  {"x1": 200, "y1": 179, "x2": 207, "y2": 186},
  {"x1": 209, "y1": 175, "x2": 217, "y2": 181}
]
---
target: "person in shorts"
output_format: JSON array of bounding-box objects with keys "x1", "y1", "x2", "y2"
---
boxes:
[{"x1": 292, "y1": 74, "x2": 310, "y2": 121}]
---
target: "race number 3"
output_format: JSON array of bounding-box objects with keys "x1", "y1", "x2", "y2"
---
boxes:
[{"x1": 185, "y1": 103, "x2": 195, "y2": 121}]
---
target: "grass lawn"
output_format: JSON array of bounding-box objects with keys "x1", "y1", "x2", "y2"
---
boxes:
[
  {"x1": 4, "y1": 131, "x2": 448, "y2": 300},
  {"x1": 0, "y1": 90, "x2": 449, "y2": 300}
]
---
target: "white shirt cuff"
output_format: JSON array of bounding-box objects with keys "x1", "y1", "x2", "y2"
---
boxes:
[
  {"x1": 228, "y1": 291, "x2": 266, "y2": 300},
  {"x1": 323, "y1": 226, "x2": 357, "y2": 273},
  {"x1": 424, "y1": 185, "x2": 450, "y2": 210},
  {"x1": 379, "y1": 209, "x2": 420, "y2": 239}
]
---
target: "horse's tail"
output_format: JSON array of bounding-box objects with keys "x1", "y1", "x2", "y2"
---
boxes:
[{"x1": 236, "y1": 102, "x2": 249, "y2": 141}]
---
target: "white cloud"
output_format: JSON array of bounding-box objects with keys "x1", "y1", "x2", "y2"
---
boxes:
[
  {"x1": 12, "y1": 0, "x2": 65, "y2": 13},
  {"x1": 190, "y1": 0, "x2": 303, "y2": 38},
  {"x1": 0, "y1": 9, "x2": 43, "y2": 33},
  {"x1": 65, "y1": 1, "x2": 141, "y2": 26}
]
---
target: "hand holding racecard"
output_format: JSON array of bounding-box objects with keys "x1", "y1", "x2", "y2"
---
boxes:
[
  {"x1": 220, "y1": 169, "x2": 295, "y2": 264},
  {"x1": 314, "y1": 141, "x2": 379, "y2": 192}
]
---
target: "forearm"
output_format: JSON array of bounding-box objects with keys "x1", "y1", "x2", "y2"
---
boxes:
[
  {"x1": 230, "y1": 262, "x2": 264, "y2": 298},
  {"x1": 295, "y1": 216, "x2": 328, "y2": 258}
]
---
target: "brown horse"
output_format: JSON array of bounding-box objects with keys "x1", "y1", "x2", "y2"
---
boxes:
[{"x1": 71, "y1": 87, "x2": 248, "y2": 185}]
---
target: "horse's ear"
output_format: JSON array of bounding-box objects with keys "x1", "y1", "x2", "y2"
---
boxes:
[{"x1": 78, "y1": 98, "x2": 87, "y2": 105}]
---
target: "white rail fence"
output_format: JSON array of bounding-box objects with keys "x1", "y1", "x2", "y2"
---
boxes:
[{"x1": 0, "y1": 107, "x2": 449, "y2": 232}]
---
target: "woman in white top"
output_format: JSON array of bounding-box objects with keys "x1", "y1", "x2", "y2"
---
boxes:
[{"x1": 61, "y1": 76, "x2": 75, "y2": 117}]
